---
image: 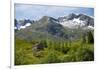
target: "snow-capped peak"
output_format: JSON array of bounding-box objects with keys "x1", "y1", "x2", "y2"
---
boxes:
[
  {"x1": 58, "y1": 13, "x2": 94, "y2": 29},
  {"x1": 15, "y1": 23, "x2": 31, "y2": 30}
]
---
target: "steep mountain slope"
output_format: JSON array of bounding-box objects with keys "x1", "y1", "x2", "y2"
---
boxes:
[{"x1": 15, "y1": 16, "x2": 68, "y2": 41}]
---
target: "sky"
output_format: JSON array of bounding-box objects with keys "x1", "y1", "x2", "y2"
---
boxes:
[{"x1": 15, "y1": 4, "x2": 94, "y2": 20}]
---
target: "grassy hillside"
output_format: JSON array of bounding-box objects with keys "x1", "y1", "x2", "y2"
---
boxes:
[{"x1": 15, "y1": 37, "x2": 94, "y2": 65}]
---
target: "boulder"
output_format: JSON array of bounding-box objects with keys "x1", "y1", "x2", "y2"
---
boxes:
[{"x1": 33, "y1": 43, "x2": 45, "y2": 52}]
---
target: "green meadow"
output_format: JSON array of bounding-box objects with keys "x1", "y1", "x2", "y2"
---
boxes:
[{"x1": 15, "y1": 33, "x2": 94, "y2": 65}]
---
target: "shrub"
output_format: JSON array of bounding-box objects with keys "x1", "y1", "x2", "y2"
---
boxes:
[
  {"x1": 87, "y1": 31, "x2": 94, "y2": 44},
  {"x1": 75, "y1": 47, "x2": 94, "y2": 61},
  {"x1": 61, "y1": 43, "x2": 94, "y2": 62},
  {"x1": 41, "y1": 50, "x2": 61, "y2": 63}
]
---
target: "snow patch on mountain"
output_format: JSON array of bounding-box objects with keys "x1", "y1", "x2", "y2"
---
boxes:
[
  {"x1": 88, "y1": 26, "x2": 94, "y2": 29},
  {"x1": 59, "y1": 18, "x2": 86, "y2": 28},
  {"x1": 15, "y1": 23, "x2": 31, "y2": 30}
]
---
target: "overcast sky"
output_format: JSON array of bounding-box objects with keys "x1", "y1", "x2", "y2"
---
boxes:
[{"x1": 15, "y1": 4, "x2": 94, "y2": 20}]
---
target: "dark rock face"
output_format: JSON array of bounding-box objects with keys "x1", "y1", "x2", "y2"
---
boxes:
[
  {"x1": 76, "y1": 14, "x2": 94, "y2": 27},
  {"x1": 23, "y1": 19, "x2": 33, "y2": 26},
  {"x1": 33, "y1": 16, "x2": 65, "y2": 37},
  {"x1": 89, "y1": 19, "x2": 94, "y2": 26},
  {"x1": 58, "y1": 17, "x2": 67, "y2": 22},
  {"x1": 76, "y1": 14, "x2": 90, "y2": 20},
  {"x1": 15, "y1": 19, "x2": 18, "y2": 26},
  {"x1": 33, "y1": 43, "x2": 45, "y2": 51},
  {"x1": 49, "y1": 17, "x2": 58, "y2": 23},
  {"x1": 14, "y1": 19, "x2": 20, "y2": 30},
  {"x1": 67, "y1": 13, "x2": 77, "y2": 20},
  {"x1": 58, "y1": 13, "x2": 77, "y2": 22},
  {"x1": 46, "y1": 22, "x2": 64, "y2": 36}
]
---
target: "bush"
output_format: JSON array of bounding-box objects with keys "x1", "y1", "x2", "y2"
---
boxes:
[
  {"x1": 61, "y1": 44, "x2": 94, "y2": 62},
  {"x1": 61, "y1": 54, "x2": 76, "y2": 62},
  {"x1": 87, "y1": 31, "x2": 94, "y2": 44},
  {"x1": 75, "y1": 47, "x2": 94, "y2": 61},
  {"x1": 41, "y1": 50, "x2": 61, "y2": 63}
]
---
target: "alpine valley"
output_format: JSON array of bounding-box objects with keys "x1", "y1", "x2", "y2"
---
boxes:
[{"x1": 15, "y1": 13, "x2": 94, "y2": 65}]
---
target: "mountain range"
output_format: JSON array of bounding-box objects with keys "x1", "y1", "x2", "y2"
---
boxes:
[{"x1": 15, "y1": 13, "x2": 94, "y2": 41}]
